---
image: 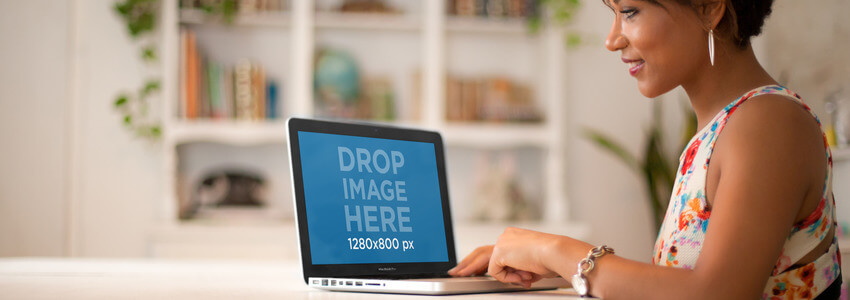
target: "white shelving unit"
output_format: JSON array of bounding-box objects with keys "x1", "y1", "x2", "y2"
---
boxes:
[{"x1": 155, "y1": 0, "x2": 573, "y2": 255}]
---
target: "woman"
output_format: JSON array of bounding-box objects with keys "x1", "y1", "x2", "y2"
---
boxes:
[{"x1": 448, "y1": 0, "x2": 841, "y2": 299}]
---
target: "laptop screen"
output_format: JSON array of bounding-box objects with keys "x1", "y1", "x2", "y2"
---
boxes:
[{"x1": 297, "y1": 131, "x2": 450, "y2": 265}]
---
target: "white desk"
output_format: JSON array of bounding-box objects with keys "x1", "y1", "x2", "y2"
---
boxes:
[{"x1": 0, "y1": 258, "x2": 584, "y2": 299}]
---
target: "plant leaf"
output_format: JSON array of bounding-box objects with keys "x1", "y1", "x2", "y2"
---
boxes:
[
  {"x1": 114, "y1": 95, "x2": 129, "y2": 107},
  {"x1": 141, "y1": 79, "x2": 160, "y2": 97},
  {"x1": 115, "y1": 0, "x2": 158, "y2": 38},
  {"x1": 565, "y1": 32, "x2": 582, "y2": 48},
  {"x1": 583, "y1": 128, "x2": 641, "y2": 173},
  {"x1": 114, "y1": 1, "x2": 131, "y2": 16},
  {"x1": 642, "y1": 128, "x2": 672, "y2": 228},
  {"x1": 526, "y1": 17, "x2": 543, "y2": 34},
  {"x1": 679, "y1": 106, "x2": 698, "y2": 152},
  {"x1": 221, "y1": 0, "x2": 238, "y2": 24},
  {"x1": 142, "y1": 45, "x2": 157, "y2": 62}
]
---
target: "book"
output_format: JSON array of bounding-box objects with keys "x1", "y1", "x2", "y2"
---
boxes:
[
  {"x1": 266, "y1": 81, "x2": 278, "y2": 119},
  {"x1": 198, "y1": 56, "x2": 210, "y2": 118},
  {"x1": 234, "y1": 59, "x2": 253, "y2": 120},
  {"x1": 449, "y1": 0, "x2": 539, "y2": 19},
  {"x1": 186, "y1": 29, "x2": 198, "y2": 119},
  {"x1": 179, "y1": 28, "x2": 189, "y2": 119},
  {"x1": 207, "y1": 61, "x2": 224, "y2": 119},
  {"x1": 252, "y1": 63, "x2": 265, "y2": 120},
  {"x1": 222, "y1": 67, "x2": 234, "y2": 119}
]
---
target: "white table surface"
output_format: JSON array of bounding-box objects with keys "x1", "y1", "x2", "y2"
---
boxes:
[{"x1": 0, "y1": 258, "x2": 584, "y2": 299}]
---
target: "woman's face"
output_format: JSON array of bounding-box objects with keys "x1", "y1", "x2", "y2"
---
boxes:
[{"x1": 605, "y1": 0, "x2": 708, "y2": 98}]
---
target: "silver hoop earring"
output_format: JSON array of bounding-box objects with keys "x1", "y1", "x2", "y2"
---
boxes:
[{"x1": 708, "y1": 29, "x2": 715, "y2": 66}]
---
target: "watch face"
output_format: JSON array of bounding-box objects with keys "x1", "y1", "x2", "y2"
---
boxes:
[{"x1": 571, "y1": 274, "x2": 588, "y2": 295}]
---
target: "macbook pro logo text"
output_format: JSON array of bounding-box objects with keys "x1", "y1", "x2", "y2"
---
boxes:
[{"x1": 378, "y1": 267, "x2": 396, "y2": 272}]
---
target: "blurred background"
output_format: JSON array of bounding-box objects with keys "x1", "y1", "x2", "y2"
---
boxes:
[{"x1": 0, "y1": 0, "x2": 849, "y2": 263}]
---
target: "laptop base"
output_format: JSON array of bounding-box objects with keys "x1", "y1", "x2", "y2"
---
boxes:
[{"x1": 308, "y1": 276, "x2": 569, "y2": 295}]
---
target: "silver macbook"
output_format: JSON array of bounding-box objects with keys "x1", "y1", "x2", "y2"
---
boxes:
[{"x1": 286, "y1": 118, "x2": 567, "y2": 295}]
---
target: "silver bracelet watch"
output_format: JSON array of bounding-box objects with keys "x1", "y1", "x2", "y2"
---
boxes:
[{"x1": 571, "y1": 245, "x2": 615, "y2": 297}]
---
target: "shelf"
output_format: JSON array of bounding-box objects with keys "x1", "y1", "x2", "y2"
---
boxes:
[
  {"x1": 441, "y1": 123, "x2": 551, "y2": 148},
  {"x1": 832, "y1": 147, "x2": 850, "y2": 162},
  {"x1": 446, "y1": 17, "x2": 530, "y2": 35},
  {"x1": 168, "y1": 120, "x2": 288, "y2": 145},
  {"x1": 315, "y1": 11, "x2": 421, "y2": 31},
  {"x1": 179, "y1": 9, "x2": 290, "y2": 27},
  {"x1": 166, "y1": 120, "x2": 553, "y2": 148}
]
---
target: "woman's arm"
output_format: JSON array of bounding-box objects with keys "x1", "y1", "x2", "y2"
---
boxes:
[{"x1": 474, "y1": 95, "x2": 827, "y2": 299}]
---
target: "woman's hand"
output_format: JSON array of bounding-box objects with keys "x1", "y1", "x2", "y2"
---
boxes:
[
  {"x1": 488, "y1": 227, "x2": 592, "y2": 288},
  {"x1": 448, "y1": 245, "x2": 494, "y2": 277}
]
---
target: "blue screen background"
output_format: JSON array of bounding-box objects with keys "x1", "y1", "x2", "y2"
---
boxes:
[{"x1": 298, "y1": 131, "x2": 449, "y2": 265}]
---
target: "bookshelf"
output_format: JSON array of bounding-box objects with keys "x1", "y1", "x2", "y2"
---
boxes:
[{"x1": 157, "y1": 0, "x2": 572, "y2": 249}]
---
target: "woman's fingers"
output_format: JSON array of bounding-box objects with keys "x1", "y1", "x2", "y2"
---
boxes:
[
  {"x1": 452, "y1": 246, "x2": 483, "y2": 271},
  {"x1": 448, "y1": 245, "x2": 494, "y2": 277},
  {"x1": 490, "y1": 264, "x2": 523, "y2": 285},
  {"x1": 517, "y1": 271, "x2": 543, "y2": 289},
  {"x1": 516, "y1": 270, "x2": 533, "y2": 281},
  {"x1": 489, "y1": 266, "x2": 543, "y2": 289},
  {"x1": 451, "y1": 250, "x2": 491, "y2": 276}
]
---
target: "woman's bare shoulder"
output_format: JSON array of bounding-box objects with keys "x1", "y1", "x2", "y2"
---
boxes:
[
  {"x1": 713, "y1": 92, "x2": 826, "y2": 201},
  {"x1": 721, "y1": 93, "x2": 824, "y2": 154}
]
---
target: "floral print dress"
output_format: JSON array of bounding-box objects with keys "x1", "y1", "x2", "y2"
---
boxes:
[{"x1": 652, "y1": 85, "x2": 841, "y2": 299}]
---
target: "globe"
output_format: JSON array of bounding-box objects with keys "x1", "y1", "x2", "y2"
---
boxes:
[{"x1": 314, "y1": 49, "x2": 360, "y2": 104}]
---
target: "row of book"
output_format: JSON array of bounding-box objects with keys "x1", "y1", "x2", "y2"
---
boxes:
[
  {"x1": 180, "y1": 29, "x2": 280, "y2": 120},
  {"x1": 179, "y1": 0, "x2": 289, "y2": 12},
  {"x1": 445, "y1": 76, "x2": 543, "y2": 123},
  {"x1": 448, "y1": 0, "x2": 540, "y2": 19}
]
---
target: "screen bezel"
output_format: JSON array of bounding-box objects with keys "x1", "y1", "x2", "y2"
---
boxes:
[{"x1": 287, "y1": 117, "x2": 458, "y2": 283}]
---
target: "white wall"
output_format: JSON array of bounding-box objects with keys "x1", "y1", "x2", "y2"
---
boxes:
[
  {"x1": 762, "y1": 0, "x2": 850, "y2": 115},
  {"x1": 0, "y1": 0, "x2": 163, "y2": 258},
  {"x1": 71, "y1": 0, "x2": 162, "y2": 257},
  {"x1": 0, "y1": 0, "x2": 70, "y2": 257}
]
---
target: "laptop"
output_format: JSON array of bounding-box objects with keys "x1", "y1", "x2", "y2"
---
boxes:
[{"x1": 286, "y1": 117, "x2": 568, "y2": 295}]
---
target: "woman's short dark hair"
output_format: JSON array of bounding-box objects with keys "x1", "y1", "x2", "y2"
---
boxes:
[
  {"x1": 604, "y1": 0, "x2": 774, "y2": 49},
  {"x1": 718, "y1": 0, "x2": 774, "y2": 48}
]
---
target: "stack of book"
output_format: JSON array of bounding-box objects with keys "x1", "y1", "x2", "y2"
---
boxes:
[
  {"x1": 179, "y1": 0, "x2": 289, "y2": 13},
  {"x1": 179, "y1": 28, "x2": 280, "y2": 121},
  {"x1": 444, "y1": 75, "x2": 542, "y2": 123},
  {"x1": 447, "y1": 0, "x2": 539, "y2": 19}
]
